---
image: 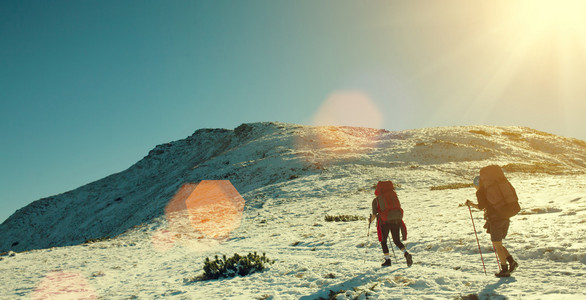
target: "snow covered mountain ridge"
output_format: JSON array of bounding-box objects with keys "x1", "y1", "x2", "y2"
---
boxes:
[{"x1": 1, "y1": 122, "x2": 585, "y2": 253}]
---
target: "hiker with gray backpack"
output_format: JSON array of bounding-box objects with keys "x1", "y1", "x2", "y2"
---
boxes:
[
  {"x1": 368, "y1": 180, "x2": 413, "y2": 267},
  {"x1": 465, "y1": 165, "x2": 520, "y2": 277}
]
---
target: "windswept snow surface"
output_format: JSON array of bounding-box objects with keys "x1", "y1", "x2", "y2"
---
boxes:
[{"x1": 1, "y1": 122, "x2": 585, "y2": 299}]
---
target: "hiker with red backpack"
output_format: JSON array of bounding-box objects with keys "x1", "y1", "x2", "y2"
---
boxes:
[
  {"x1": 368, "y1": 181, "x2": 413, "y2": 267},
  {"x1": 465, "y1": 165, "x2": 520, "y2": 277}
]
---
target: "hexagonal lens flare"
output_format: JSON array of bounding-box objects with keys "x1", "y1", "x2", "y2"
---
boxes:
[
  {"x1": 164, "y1": 180, "x2": 245, "y2": 241},
  {"x1": 33, "y1": 271, "x2": 97, "y2": 300}
]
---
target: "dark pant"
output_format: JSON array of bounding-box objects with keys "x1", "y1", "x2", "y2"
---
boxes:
[
  {"x1": 380, "y1": 222, "x2": 405, "y2": 253},
  {"x1": 488, "y1": 219, "x2": 510, "y2": 242}
]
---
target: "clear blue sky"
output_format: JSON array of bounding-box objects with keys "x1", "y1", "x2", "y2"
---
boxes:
[{"x1": 2, "y1": 1, "x2": 586, "y2": 223}]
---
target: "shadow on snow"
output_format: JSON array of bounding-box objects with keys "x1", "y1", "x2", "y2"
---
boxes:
[{"x1": 299, "y1": 267, "x2": 409, "y2": 299}]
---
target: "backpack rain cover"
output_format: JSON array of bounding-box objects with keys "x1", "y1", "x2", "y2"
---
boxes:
[{"x1": 375, "y1": 181, "x2": 403, "y2": 223}]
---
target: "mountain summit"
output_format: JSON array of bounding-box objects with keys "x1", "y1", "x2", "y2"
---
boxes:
[{"x1": 1, "y1": 122, "x2": 585, "y2": 252}]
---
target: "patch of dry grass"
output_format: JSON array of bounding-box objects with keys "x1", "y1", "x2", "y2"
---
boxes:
[
  {"x1": 502, "y1": 162, "x2": 569, "y2": 175},
  {"x1": 430, "y1": 183, "x2": 474, "y2": 191}
]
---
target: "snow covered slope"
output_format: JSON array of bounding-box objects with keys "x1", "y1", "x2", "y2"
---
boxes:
[
  {"x1": 1, "y1": 122, "x2": 585, "y2": 253},
  {"x1": 1, "y1": 122, "x2": 585, "y2": 299}
]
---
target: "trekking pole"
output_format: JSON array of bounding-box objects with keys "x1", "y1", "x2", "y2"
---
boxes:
[
  {"x1": 493, "y1": 244, "x2": 501, "y2": 271},
  {"x1": 467, "y1": 204, "x2": 487, "y2": 275},
  {"x1": 389, "y1": 236, "x2": 397, "y2": 263}
]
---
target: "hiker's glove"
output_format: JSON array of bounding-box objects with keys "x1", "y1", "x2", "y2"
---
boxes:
[{"x1": 465, "y1": 200, "x2": 473, "y2": 207}]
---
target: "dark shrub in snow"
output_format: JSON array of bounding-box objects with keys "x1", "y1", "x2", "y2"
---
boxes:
[
  {"x1": 324, "y1": 214, "x2": 366, "y2": 222},
  {"x1": 202, "y1": 252, "x2": 274, "y2": 280},
  {"x1": 430, "y1": 183, "x2": 474, "y2": 190}
]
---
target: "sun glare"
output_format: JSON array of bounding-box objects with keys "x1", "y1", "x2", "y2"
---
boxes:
[
  {"x1": 511, "y1": 0, "x2": 586, "y2": 39},
  {"x1": 461, "y1": 0, "x2": 586, "y2": 123}
]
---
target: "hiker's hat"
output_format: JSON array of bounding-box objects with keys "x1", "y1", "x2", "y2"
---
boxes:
[{"x1": 473, "y1": 176, "x2": 480, "y2": 187}]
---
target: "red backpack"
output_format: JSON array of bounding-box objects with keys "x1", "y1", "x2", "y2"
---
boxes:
[{"x1": 376, "y1": 181, "x2": 403, "y2": 223}]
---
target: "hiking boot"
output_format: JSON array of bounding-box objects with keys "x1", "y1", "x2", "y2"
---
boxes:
[
  {"x1": 495, "y1": 264, "x2": 510, "y2": 277},
  {"x1": 381, "y1": 258, "x2": 391, "y2": 267},
  {"x1": 508, "y1": 260, "x2": 518, "y2": 273},
  {"x1": 404, "y1": 252, "x2": 413, "y2": 267}
]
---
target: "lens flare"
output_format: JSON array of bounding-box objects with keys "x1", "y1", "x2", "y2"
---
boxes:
[
  {"x1": 33, "y1": 271, "x2": 98, "y2": 300},
  {"x1": 163, "y1": 181, "x2": 245, "y2": 241},
  {"x1": 293, "y1": 90, "x2": 385, "y2": 166},
  {"x1": 312, "y1": 91, "x2": 383, "y2": 129},
  {"x1": 151, "y1": 228, "x2": 176, "y2": 252}
]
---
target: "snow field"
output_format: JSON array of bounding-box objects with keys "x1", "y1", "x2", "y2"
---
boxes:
[
  {"x1": 1, "y1": 123, "x2": 585, "y2": 299},
  {"x1": 3, "y1": 171, "x2": 584, "y2": 299}
]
